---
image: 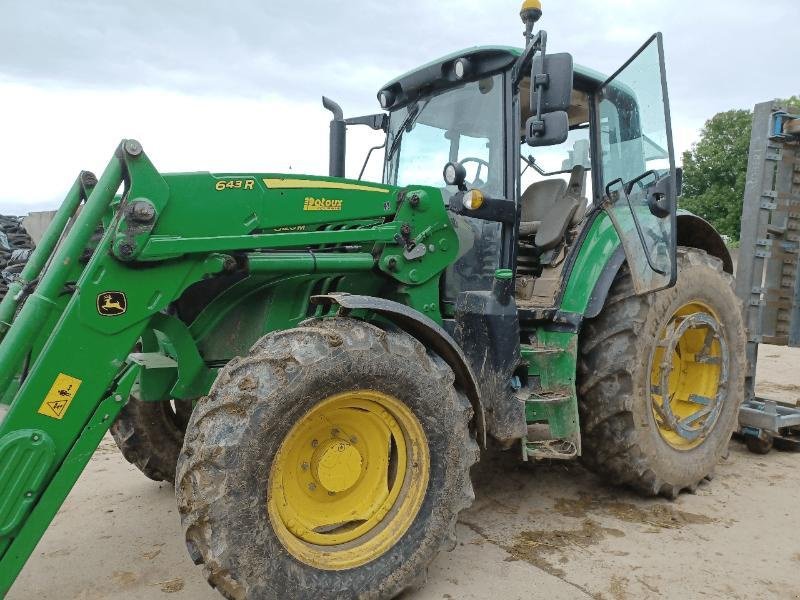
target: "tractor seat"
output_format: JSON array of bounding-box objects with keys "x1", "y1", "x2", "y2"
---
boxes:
[{"x1": 519, "y1": 166, "x2": 587, "y2": 252}]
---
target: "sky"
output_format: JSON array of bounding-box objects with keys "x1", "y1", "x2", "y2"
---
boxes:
[{"x1": 0, "y1": 0, "x2": 797, "y2": 214}]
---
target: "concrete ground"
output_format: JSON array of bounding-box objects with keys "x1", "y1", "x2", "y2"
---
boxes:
[{"x1": 8, "y1": 345, "x2": 800, "y2": 600}]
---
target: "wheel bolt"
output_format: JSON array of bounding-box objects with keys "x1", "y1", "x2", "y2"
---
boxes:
[
  {"x1": 311, "y1": 439, "x2": 318, "y2": 448},
  {"x1": 331, "y1": 428, "x2": 339, "y2": 437},
  {"x1": 350, "y1": 436, "x2": 358, "y2": 444},
  {"x1": 328, "y1": 491, "x2": 336, "y2": 496},
  {"x1": 301, "y1": 462, "x2": 309, "y2": 471},
  {"x1": 308, "y1": 483, "x2": 316, "y2": 491}
]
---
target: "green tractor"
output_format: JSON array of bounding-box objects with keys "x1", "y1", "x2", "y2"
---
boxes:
[{"x1": 0, "y1": 2, "x2": 744, "y2": 598}]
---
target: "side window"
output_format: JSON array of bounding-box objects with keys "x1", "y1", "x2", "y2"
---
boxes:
[{"x1": 520, "y1": 127, "x2": 593, "y2": 203}]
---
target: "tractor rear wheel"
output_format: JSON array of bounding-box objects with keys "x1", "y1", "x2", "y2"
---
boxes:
[
  {"x1": 176, "y1": 317, "x2": 478, "y2": 600},
  {"x1": 578, "y1": 248, "x2": 746, "y2": 498},
  {"x1": 110, "y1": 396, "x2": 192, "y2": 483}
]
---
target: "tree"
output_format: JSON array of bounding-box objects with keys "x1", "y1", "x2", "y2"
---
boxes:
[
  {"x1": 782, "y1": 95, "x2": 800, "y2": 110},
  {"x1": 679, "y1": 109, "x2": 753, "y2": 241},
  {"x1": 680, "y1": 97, "x2": 799, "y2": 242}
]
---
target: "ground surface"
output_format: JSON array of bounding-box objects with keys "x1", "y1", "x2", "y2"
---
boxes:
[{"x1": 8, "y1": 345, "x2": 800, "y2": 600}]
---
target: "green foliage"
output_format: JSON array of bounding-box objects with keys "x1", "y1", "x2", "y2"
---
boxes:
[
  {"x1": 679, "y1": 110, "x2": 752, "y2": 240},
  {"x1": 680, "y1": 97, "x2": 800, "y2": 241},
  {"x1": 783, "y1": 95, "x2": 800, "y2": 111}
]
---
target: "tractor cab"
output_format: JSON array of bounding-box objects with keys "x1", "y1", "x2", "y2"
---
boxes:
[
  {"x1": 374, "y1": 30, "x2": 678, "y2": 312},
  {"x1": 362, "y1": 3, "x2": 682, "y2": 445}
]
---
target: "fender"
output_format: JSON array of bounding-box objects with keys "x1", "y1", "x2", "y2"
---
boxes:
[
  {"x1": 675, "y1": 211, "x2": 733, "y2": 273},
  {"x1": 571, "y1": 211, "x2": 733, "y2": 321},
  {"x1": 311, "y1": 292, "x2": 486, "y2": 447}
]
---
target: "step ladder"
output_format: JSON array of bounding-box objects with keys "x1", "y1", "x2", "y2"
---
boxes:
[{"x1": 519, "y1": 339, "x2": 581, "y2": 460}]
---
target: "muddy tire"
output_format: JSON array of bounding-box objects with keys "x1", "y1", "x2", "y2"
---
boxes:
[
  {"x1": 744, "y1": 432, "x2": 773, "y2": 455},
  {"x1": 110, "y1": 396, "x2": 192, "y2": 483},
  {"x1": 0, "y1": 215, "x2": 34, "y2": 301},
  {"x1": 176, "y1": 317, "x2": 478, "y2": 600},
  {"x1": 578, "y1": 247, "x2": 746, "y2": 498}
]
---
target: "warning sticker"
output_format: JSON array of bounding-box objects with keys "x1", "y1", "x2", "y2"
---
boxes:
[{"x1": 37, "y1": 373, "x2": 83, "y2": 420}]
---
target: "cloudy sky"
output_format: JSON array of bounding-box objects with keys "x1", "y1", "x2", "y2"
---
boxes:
[{"x1": 0, "y1": 0, "x2": 797, "y2": 213}]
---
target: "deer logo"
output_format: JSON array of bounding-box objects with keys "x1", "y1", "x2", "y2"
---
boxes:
[{"x1": 97, "y1": 291, "x2": 127, "y2": 316}]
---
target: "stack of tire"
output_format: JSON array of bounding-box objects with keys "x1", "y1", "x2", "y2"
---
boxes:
[{"x1": 0, "y1": 215, "x2": 34, "y2": 301}]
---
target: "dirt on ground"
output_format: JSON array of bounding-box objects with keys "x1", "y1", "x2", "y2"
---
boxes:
[{"x1": 8, "y1": 345, "x2": 800, "y2": 600}]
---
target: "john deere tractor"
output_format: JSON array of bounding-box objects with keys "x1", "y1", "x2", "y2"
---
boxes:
[{"x1": 0, "y1": 2, "x2": 745, "y2": 598}]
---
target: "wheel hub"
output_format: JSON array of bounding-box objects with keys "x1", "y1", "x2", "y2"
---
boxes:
[
  {"x1": 312, "y1": 439, "x2": 363, "y2": 493},
  {"x1": 649, "y1": 302, "x2": 729, "y2": 450}
]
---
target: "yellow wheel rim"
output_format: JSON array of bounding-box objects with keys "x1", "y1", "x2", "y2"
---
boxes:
[
  {"x1": 267, "y1": 390, "x2": 430, "y2": 570},
  {"x1": 649, "y1": 301, "x2": 729, "y2": 450}
]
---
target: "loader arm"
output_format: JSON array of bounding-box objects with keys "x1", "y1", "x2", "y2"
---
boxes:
[{"x1": 0, "y1": 140, "x2": 460, "y2": 594}]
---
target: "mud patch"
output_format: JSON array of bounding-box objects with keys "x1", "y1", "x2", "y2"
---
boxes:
[
  {"x1": 553, "y1": 493, "x2": 714, "y2": 529},
  {"x1": 755, "y1": 382, "x2": 800, "y2": 398},
  {"x1": 158, "y1": 577, "x2": 185, "y2": 593},
  {"x1": 111, "y1": 570, "x2": 139, "y2": 586},
  {"x1": 608, "y1": 574, "x2": 629, "y2": 600},
  {"x1": 501, "y1": 519, "x2": 624, "y2": 578}
]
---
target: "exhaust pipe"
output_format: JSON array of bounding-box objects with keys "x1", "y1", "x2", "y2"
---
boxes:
[{"x1": 322, "y1": 96, "x2": 346, "y2": 178}]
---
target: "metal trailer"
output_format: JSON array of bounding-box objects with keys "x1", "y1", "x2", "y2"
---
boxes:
[{"x1": 736, "y1": 100, "x2": 800, "y2": 453}]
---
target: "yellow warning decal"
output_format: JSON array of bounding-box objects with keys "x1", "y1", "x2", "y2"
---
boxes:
[{"x1": 37, "y1": 373, "x2": 82, "y2": 420}]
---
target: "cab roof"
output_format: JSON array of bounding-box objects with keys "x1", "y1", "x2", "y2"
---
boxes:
[{"x1": 378, "y1": 45, "x2": 607, "y2": 111}]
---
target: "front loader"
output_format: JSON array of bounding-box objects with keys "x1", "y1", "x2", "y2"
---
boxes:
[{"x1": 0, "y1": 2, "x2": 745, "y2": 598}]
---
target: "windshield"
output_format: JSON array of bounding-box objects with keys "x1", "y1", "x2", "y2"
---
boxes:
[
  {"x1": 385, "y1": 74, "x2": 505, "y2": 198},
  {"x1": 384, "y1": 74, "x2": 505, "y2": 306}
]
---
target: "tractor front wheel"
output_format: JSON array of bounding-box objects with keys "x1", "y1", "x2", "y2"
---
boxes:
[
  {"x1": 578, "y1": 247, "x2": 746, "y2": 498},
  {"x1": 176, "y1": 317, "x2": 477, "y2": 600}
]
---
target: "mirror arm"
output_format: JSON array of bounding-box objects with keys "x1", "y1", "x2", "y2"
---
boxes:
[
  {"x1": 512, "y1": 30, "x2": 546, "y2": 86},
  {"x1": 345, "y1": 113, "x2": 389, "y2": 132},
  {"x1": 529, "y1": 30, "x2": 548, "y2": 116}
]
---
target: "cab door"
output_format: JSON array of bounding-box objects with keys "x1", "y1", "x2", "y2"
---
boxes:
[{"x1": 598, "y1": 33, "x2": 677, "y2": 294}]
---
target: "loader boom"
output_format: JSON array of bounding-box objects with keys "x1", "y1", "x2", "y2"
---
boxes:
[{"x1": 0, "y1": 140, "x2": 459, "y2": 593}]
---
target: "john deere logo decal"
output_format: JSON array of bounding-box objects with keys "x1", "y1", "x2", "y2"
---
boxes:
[
  {"x1": 97, "y1": 291, "x2": 127, "y2": 316},
  {"x1": 304, "y1": 196, "x2": 342, "y2": 211}
]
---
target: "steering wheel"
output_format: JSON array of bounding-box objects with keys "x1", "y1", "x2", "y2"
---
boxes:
[{"x1": 459, "y1": 157, "x2": 490, "y2": 187}]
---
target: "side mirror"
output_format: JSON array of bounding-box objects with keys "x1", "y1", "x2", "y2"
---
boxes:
[
  {"x1": 646, "y1": 175, "x2": 673, "y2": 219},
  {"x1": 526, "y1": 111, "x2": 569, "y2": 147},
  {"x1": 530, "y1": 53, "x2": 574, "y2": 113}
]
